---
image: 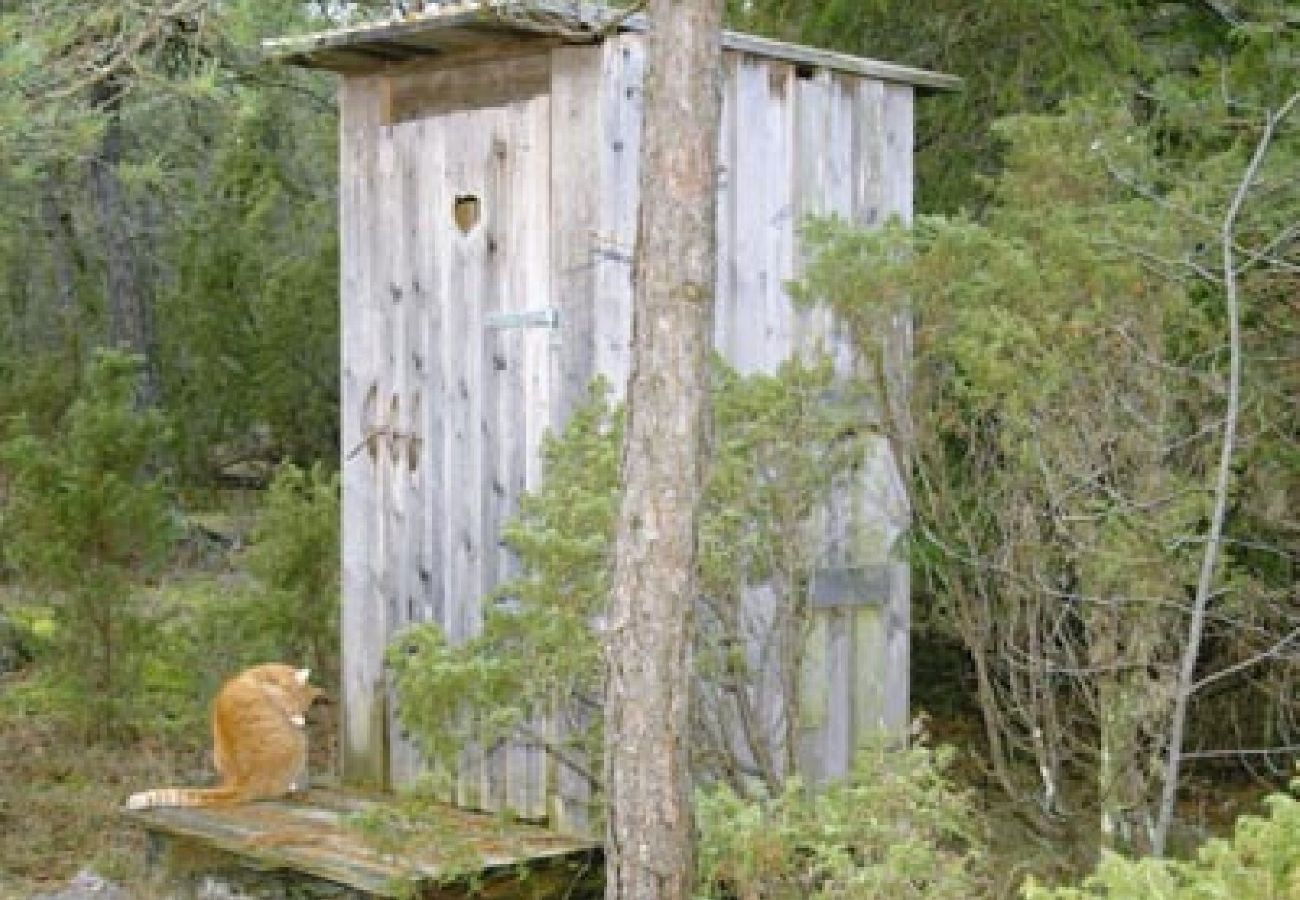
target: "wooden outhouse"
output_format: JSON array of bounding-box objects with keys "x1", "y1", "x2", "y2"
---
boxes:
[{"x1": 269, "y1": 1, "x2": 957, "y2": 834}]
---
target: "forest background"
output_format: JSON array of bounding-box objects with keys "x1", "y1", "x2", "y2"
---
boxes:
[{"x1": 0, "y1": 0, "x2": 1296, "y2": 897}]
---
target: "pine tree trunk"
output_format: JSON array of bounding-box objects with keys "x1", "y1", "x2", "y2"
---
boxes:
[
  {"x1": 88, "y1": 79, "x2": 159, "y2": 405},
  {"x1": 602, "y1": 0, "x2": 724, "y2": 897}
]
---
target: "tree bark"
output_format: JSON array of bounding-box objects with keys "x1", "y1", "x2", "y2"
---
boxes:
[
  {"x1": 602, "y1": 0, "x2": 724, "y2": 897},
  {"x1": 88, "y1": 78, "x2": 159, "y2": 404}
]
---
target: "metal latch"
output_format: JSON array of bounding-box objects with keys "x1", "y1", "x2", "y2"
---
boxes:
[{"x1": 486, "y1": 308, "x2": 559, "y2": 330}]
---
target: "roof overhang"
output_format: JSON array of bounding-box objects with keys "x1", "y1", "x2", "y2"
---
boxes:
[{"x1": 263, "y1": 1, "x2": 961, "y2": 92}]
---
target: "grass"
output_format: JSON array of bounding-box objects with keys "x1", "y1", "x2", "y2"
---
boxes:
[
  {"x1": 0, "y1": 555, "x2": 339, "y2": 897},
  {"x1": 0, "y1": 663, "x2": 339, "y2": 898},
  {"x1": 0, "y1": 687, "x2": 193, "y2": 896},
  {"x1": 0, "y1": 582, "x2": 1279, "y2": 899}
]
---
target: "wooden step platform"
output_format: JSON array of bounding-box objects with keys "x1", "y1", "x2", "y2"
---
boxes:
[{"x1": 123, "y1": 788, "x2": 602, "y2": 898}]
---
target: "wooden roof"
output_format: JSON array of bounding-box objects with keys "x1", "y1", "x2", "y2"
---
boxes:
[{"x1": 263, "y1": 0, "x2": 961, "y2": 91}]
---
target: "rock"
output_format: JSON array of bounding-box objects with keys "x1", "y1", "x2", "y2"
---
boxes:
[
  {"x1": 28, "y1": 869, "x2": 128, "y2": 900},
  {"x1": 194, "y1": 876, "x2": 257, "y2": 900}
]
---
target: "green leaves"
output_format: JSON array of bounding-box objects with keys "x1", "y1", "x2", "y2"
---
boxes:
[
  {"x1": 1023, "y1": 780, "x2": 1300, "y2": 899},
  {"x1": 796, "y1": 19, "x2": 1299, "y2": 852},
  {"x1": 0, "y1": 350, "x2": 173, "y2": 735},
  {"x1": 695, "y1": 737, "x2": 989, "y2": 899},
  {"x1": 388, "y1": 360, "x2": 875, "y2": 793}
]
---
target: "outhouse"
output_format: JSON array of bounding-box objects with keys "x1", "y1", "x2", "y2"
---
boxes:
[{"x1": 268, "y1": 0, "x2": 958, "y2": 834}]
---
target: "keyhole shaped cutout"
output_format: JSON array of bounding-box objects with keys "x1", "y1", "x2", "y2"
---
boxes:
[{"x1": 453, "y1": 195, "x2": 481, "y2": 234}]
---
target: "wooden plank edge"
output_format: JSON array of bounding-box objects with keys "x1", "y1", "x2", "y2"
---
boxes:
[
  {"x1": 122, "y1": 803, "x2": 601, "y2": 898},
  {"x1": 261, "y1": 0, "x2": 960, "y2": 91}
]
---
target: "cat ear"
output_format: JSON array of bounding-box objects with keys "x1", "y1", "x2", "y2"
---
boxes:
[{"x1": 295, "y1": 668, "x2": 311, "y2": 686}]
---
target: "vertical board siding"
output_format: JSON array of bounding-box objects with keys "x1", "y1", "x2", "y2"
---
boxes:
[
  {"x1": 882, "y1": 84, "x2": 914, "y2": 224},
  {"x1": 591, "y1": 34, "x2": 644, "y2": 397},
  {"x1": 884, "y1": 561, "x2": 910, "y2": 734},
  {"x1": 547, "y1": 43, "x2": 607, "y2": 836},
  {"x1": 340, "y1": 75, "x2": 388, "y2": 789},
  {"x1": 722, "y1": 54, "x2": 769, "y2": 375},
  {"x1": 791, "y1": 70, "x2": 835, "y2": 361},
  {"x1": 339, "y1": 39, "x2": 916, "y2": 827},
  {"x1": 519, "y1": 93, "x2": 555, "y2": 822},
  {"x1": 387, "y1": 115, "x2": 424, "y2": 789},
  {"x1": 550, "y1": 45, "x2": 604, "y2": 421}
]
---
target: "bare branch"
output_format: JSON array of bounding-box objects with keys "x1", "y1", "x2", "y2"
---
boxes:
[{"x1": 1153, "y1": 90, "x2": 1300, "y2": 858}]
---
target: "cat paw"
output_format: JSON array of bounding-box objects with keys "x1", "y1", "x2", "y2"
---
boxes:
[{"x1": 125, "y1": 792, "x2": 150, "y2": 810}]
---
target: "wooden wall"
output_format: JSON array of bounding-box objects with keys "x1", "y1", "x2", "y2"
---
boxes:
[{"x1": 338, "y1": 33, "x2": 915, "y2": 833}]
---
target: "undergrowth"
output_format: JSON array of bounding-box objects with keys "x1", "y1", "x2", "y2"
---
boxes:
[{"x1": 0, "y1": 461, "x2": 340, "y2": 896}]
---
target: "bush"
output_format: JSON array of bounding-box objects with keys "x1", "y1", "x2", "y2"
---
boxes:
[
  {"x1": 238, "y1": 461, "x2": 340, "y2": 685},
  {"x1": 0, "y1": 350, "x2": 172, "y2": 736},
  {"x1": 388, "y1": 359, "x2": 872, "y2": 794},
  {"x1": 1022, "y1": 779, "x2": 1300, "y2": 899},
  {"x1": 695, "y1": 737, "x2": 990, "y2": 899}
]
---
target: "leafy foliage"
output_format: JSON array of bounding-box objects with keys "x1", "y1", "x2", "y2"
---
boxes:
[
  {"x1": 0, "y1": 0, "x2": 346, "y2": 479},
  {"x1": 0, "y1": 350, "x2": 173, "y2": 734},
  {"x1": 389, "y1": 359, "x2": 874, "y2": 797},
  {"x1": 1023, "y1": 778, "x2": 1300, "y2": 899},
  {"x1": 795, "y1": 13, "x2": 1299, "y2": 853},
  {"x1": 243, "y1": 462, "x2": 341, "y2": 683},
  {"x1": 388, "y1": 380, "x2": 620, "y2": 778},
  {"x1": 696, "y1": 737, "x2": 990, "y2": 899},
  {"x1": 727, "y1": 0, "x2": 1148, "y2": 213}
]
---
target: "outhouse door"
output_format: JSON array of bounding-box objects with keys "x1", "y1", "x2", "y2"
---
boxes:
[{"x1": 340, "y1": 61, "x2": 557, "y2": 813}]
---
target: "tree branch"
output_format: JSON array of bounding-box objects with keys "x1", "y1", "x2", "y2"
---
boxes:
[{"x1": 1153, "y1": 90, "x2": 1300, "y2": 858}]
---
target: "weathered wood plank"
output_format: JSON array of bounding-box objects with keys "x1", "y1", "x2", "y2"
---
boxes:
[
  {"x1": 883, "y1": 561, "x2": 910, "y2": 733},
  {"x1": 264, "y1": 1, "x2": 961, "y2": 92},
  {"x1": 791, "y1": 68, "x2": 835, "y2": 360},
  {"x1": 824, "y1": 609, "x2": 853, "y2": 777},
  {"x1": 810, "y1": 566, "x2": 890, "y2": 609},
  {"x1": 388, "y1": 115, "x2": 428, "y2": 789},
  {"x1": 761, "y1": 62, "x2": 797, "y2": 369},
  {"x1": 418, "y1": 113, "x2": 447, "y2": 639},
  {"x1": 852, "y1": 77, "x2": 886, "y2": 228},
  {"x1": 723, "y1": 54, "x2": 769, "y2": 375},
  {"x1": 125, "y1": 789, "x2": 601, "y2": 899},
  {"x1": 335, "y1": 24, "x2": 920, "y2": 814},
  {"x1": 546, "y1": 43, "x2": 606, "y2": 838},
  {"x1": 797, "y1": 611, "x2": 829, "y2": 776},
  {"x1": 590, "y1": 34, "x2": 644, "y2": 398},
  {"x1": 383, "y1": 51, "x2": 551, "y2": 123},
  {"x1": 852, "y1": 602, "x2": 886, "y2": 742},
  {"x1": 824, "y1": 73, "x2": 858, "y2": 375},
  {"x1": 479, "y1": 102, "x2": 514, "y2": 816},
  {"x1": 508, "y1": 91, "x2": 555, "y2": 823},
  {"x1": 549, "y1": 44, "x2": 604, "y2": 420},
  {"x1": 712, "y1": 51, "x2": 738, "y2": 370},
  {"x1": 372, "y1": 111, "x2": 411, "y2": 795},
  {"x1": 341, "y1": 75, "x2": 391, "y2": 790},
  {"x1": 882, "y1": 83, "x2": 914, "y2": 223}
]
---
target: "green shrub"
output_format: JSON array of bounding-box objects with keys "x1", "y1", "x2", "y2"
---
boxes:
[
  {"x1": 0, "y1": 350, "x2": 173, "y2": 736},
  {"x1": 388, "y1": 359, "x2": 871, "y2": 793},
  {"x1": 387, "y1": 379, "x2": 619, "y2": 776},
  {"x1": 695, "y1": 737, "x2": 990, "y2": 899},
  {"x1": 240, "y1": 462, "x2": 340, "y2": 686},
  {"x1": 1022, "y1": 779, "x2": 1300, "y2": 899}
]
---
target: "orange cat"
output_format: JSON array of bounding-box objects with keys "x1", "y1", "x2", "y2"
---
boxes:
[{"x1": 127, "y1": 663, "x2": 322, "y2": 810}]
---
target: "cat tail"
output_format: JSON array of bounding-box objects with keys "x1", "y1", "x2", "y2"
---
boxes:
[{"x1": 125, "y1": 785, "x2": 242, "y2": 810}]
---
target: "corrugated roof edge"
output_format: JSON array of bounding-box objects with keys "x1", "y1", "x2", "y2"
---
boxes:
[{"x1": 261, "y1": 0, "x2": 961, "y2": 92}]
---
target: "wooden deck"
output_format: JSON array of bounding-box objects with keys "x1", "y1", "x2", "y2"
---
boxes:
[{"x1": 123, "y1": 788, "x2": 602, "y2": 898}]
